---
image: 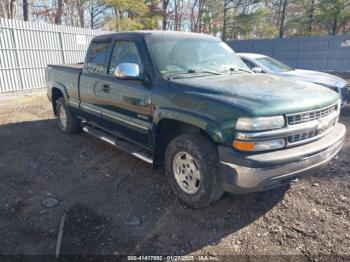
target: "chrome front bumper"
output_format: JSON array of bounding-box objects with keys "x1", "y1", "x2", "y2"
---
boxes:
[{"x1": 218, "y1": 123, "x2": 346, "y2": 193}]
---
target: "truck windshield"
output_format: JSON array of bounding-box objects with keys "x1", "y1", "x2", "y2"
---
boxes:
[
  {"x1": 256, "y1": 57, "x2": 293, "y2": 72},
  {"x1": 147, "y1": 36, "x2": 250, "y2": 77}
]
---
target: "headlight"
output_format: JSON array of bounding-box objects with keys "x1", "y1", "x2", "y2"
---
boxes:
[
  {"x1": 235, "y1": 116, "x2": 285, "y2": 131},
  {"x1": 233, "y1": 139, "x2": 285, "y2": 152}
]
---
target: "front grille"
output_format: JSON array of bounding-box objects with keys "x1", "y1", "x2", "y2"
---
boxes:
[
  {"x1": 287, "y1": 118, "x2": 336, "y2": 144},
  {"x1": 287, "y1": 104, "x2": 337, "y2": 125},
  {"x1": 236, "y1": 102, "x2": 340, "y2": 148},
  {"x1": 341, "y1": 85, "x2": 348, "y2": 104},
  {"x1": 288, "y1": 130, "x2": 320, "y2": 143}
]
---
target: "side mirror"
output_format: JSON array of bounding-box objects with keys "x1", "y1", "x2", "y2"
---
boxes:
[
  {"x1": 252, "y1": 67, "x2": 263, "y2": 73},
  {"x1": 114, "y1": 63, "x2": 141, "y2": 79}
]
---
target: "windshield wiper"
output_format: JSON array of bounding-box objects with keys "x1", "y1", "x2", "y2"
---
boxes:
[
  {"x1": 187, "y1": 69, "x2": 222, "y2": 75},
  {"x1": 168, "y1": 69, "x2": 221, "y2": 79},
  {"x1": 225, "y1": 68, "x2": 251, "y2": 73}
]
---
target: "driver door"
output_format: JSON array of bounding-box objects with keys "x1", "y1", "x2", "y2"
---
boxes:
[{"x1": 96, "y1": 39, "x2": 153, "y2": 148}]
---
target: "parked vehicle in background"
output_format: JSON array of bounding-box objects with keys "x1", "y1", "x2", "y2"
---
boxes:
[
  {"x1": 238, "y1": 53, "x2": 348, "y2": 106},
  {"x1": 46, "y1": 31, "x2": 345, "y2": 208}
]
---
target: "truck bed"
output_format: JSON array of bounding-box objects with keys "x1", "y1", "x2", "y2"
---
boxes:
[
  {"x1": 46, "y1": 63, "x2": 83, "y2": 101},
  {"x1": 47, "y1": 63, "x2": 84, "y2": 72}
]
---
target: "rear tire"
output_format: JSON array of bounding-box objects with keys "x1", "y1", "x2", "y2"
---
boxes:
[
  {"x1": 56, "y1": 97, "x2": 81, "y2": 134},
  {"x1": 164, "y1": 133, "x2": 224, "y2": 209}
]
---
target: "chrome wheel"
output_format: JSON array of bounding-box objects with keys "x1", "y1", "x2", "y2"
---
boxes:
[
  {"x1": 58, "y1": 104, "x2": 68, "y2": 129},
  {"x1": 173, "y1": 151, "x2": 201, "y2": 194}
]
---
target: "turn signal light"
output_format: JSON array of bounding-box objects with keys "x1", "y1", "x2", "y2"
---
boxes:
[
  {"x1": 232, "y1": 140, "x2": 255, "y2": 151},
  {"x1": 232, "y1": 139, "x2": 285, "y2": 152}
]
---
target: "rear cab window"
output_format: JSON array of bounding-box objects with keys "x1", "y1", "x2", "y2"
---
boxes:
[{"x1": 85, "y1": 40, "x2": 111, "y2": 74}]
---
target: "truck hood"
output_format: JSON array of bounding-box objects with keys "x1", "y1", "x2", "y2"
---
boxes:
[
  {"x1": 169, "y1": 73, "x2": 340, "y2": 116},
  {"x1": 277, "y1": 69, "x2": 348, "y2": 89}
]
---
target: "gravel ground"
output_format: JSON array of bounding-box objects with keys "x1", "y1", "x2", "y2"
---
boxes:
[{"x1": 0, "y1": 89, "x2": 349, "y2": 259}]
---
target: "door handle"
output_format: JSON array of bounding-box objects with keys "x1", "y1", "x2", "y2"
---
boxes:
[{"x1": 102, "y1": 84, "x2": 110, "y2": 92}]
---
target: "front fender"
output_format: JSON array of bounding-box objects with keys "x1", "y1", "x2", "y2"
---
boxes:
[{"x1": 153, "y1": 108, "x2": 225, "y2": 143}]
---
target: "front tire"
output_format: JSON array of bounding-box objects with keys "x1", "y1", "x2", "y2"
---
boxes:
[
  {"x1": 56, "y1": 97, "x2": 81, "y2": 134},
  {"x1": 164, "y1": 134, "x2": 224, "y2": 208}
]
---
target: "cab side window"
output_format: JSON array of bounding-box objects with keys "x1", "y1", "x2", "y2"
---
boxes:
[
  {"x1": 108, "y1": 41, "x2": 143, "y2": 75},
  {"x1": 86, "y1": 41, "x2": 110, "y2": 74}
]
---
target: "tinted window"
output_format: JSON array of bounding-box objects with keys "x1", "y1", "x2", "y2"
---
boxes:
[
  {"x1": 86, "y1": 41, "x2": 110, "y2": 73},
  {"x1": 109, "y1": 41, "x2": 143, "y2": 75}
]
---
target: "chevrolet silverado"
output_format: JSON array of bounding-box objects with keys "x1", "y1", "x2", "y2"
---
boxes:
[{"x1": 46, "y1": 31, "x2": 346, "y2": 208}]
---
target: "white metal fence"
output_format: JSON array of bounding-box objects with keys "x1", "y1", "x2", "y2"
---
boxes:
[{"x1": 0, "y1": 18, "x2": 107, "y2": 92}]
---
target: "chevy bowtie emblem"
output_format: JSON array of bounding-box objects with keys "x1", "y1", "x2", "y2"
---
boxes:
[{"x1": 317, "y1": 118, "x2": 331, "y2": 131}]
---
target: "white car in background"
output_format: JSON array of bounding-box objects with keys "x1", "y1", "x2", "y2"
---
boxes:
[{"x1": 238, "y1": 53, "x2": 348, "y2": 106}]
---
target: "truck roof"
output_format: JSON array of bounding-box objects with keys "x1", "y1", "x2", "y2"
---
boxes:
[{"x1": 93, "y1": 30, "x2": 219, "y2": 41}]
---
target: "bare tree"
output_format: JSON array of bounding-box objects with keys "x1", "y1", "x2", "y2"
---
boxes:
[
  {"x1": 173, "y1": 0, "x2": 184, "y2": 30},
  {"x1": 222, "y1": 0, "x2": 259, "y2": 40},
  {"x1": 307, "y1": 0, "x2": 315, "y2": 35},
  {"x1": 278, "y1": 0, "x2": 288, "y2": 37},
  {"x1": 63, "y1": 0, "x2": 84, "y2": 26},
  {"x1": 23, "y1": 0, "x2": 29, "y2": 20},
  {"x1": 197, "y1": 0, "x2": 205, "y2": 32},
  {"x1": 264, "y1": 0, "x2": 291, "y2": 38},
  {"x1": 0, "y1": 0, "x2": 17, "y2": 18},
  {"x1": 162, "y1": 0, "x2": 170, "y2": 29},
  {"x1": 31, "y1": 0, "x2": 64, "y2": 24},
  {"x1": 54, "y1": 0, "x2": 63, "y2": 24},
  {"x1": 190, "y1": 0, "x2": 198, "y2": 31},
  {"x1": 190, "y1": 0, "x2": 207, "y2": 32},
  {"x1": 88, "y1": 0, "x2": 110, "y2": 29}
]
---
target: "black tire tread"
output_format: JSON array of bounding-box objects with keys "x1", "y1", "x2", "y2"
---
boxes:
[
  {"x1": 164, "y1": 133, "x2": 224, "y2": 209},
  {"x1": 56, "y1": 97, "x2": 81, "y2": 134}
]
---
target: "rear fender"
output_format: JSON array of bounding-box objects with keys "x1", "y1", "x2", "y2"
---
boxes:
[{"x1": 51, "y1": 83, "x2": 69, "y2": 103}]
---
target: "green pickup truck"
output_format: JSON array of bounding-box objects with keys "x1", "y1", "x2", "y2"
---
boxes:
[{"x1": 46, "y1": 31, "x2": 346, "y2": 208}]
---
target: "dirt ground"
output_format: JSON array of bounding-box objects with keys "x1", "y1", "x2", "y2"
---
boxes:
[{"x1": 0, "y1": 88, "x2": 349, "y2": 259}]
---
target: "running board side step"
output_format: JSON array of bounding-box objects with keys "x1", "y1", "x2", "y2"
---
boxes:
[{"x1": 82, "y1": 125, "x2": 153, "y2": 164}]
